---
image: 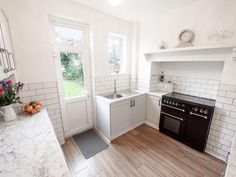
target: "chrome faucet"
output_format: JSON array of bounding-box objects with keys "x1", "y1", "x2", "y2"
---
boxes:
[{"x1": 114, "y1": 78, "x2": 117, "y2": 95}]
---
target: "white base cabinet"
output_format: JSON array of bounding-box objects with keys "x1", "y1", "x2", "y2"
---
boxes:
[
  {"x1": 96, "y1": 94, "x2": 147, "y2": 142},
  {"x1": 111, "y1": 99, "x2": 132, "y2": 138},
  {"x1": 146, "y1": 95, "x2": 162, "y2": 130}
]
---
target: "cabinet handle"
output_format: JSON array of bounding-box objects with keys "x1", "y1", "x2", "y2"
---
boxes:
[
  {"x1": 190, "y1": 112, "x2": 208, "y2": 119},
  {"x1": 133, "y1": 99, "x2": 135, "y2": 107},
  {"x1": 159, "y1": 99, "x2": 161, "y2": 106},
  {"x1": 130, "y1": 100, "x2": 132, "y2": 107}
]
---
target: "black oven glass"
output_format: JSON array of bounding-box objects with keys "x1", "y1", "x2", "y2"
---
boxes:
[{"x1": 163, "y1": 115, "x2": 181, "y2": 134}]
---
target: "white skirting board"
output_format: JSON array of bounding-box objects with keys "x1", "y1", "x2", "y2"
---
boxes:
[{"x1": 145, "y1": 120, "x2": 159, "y2": 130}]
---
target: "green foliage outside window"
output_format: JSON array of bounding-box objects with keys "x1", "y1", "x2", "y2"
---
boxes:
[{"x1": 60, "y1": 52, "x2": 84, "y2": 81}]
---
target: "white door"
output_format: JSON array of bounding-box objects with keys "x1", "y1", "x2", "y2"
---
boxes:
[
  {"x1": 51, "y1": 18, "x2": 92, "y2": 137},
  {"x1": 147, "y1": 95, "x2": 161, "y2": 128},
  {"x1": 111, "y1": 100, "x2": 132, "y2": 139},
  {"x1": 132, "y1": 95, "x2": 147, "y2": 125}
]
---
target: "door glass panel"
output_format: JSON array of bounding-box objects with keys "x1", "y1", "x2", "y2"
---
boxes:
[
  {"x1": 55, "y1": 25, "x2": 85, "y2": 46},
  {"x1": 163, "y1": 116, "x2": 181, "y2": 134},
  {"x1": 60, "y1": 52, "x2": 85, "y2": 99}
]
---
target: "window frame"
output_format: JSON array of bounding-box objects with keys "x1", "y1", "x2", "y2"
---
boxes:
[
  {"x1": 54, "y1": 25, "x2": 86, "y2": 47},
  {"x1": 50, "y1": 16, "x2": 90, "y2": 100},
  {"x1": 108, "y1": 33, "x2": 127, "y2": 75}
]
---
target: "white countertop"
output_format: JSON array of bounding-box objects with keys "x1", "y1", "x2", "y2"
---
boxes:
[
  {"x1": 96, "y1": 90, "x2": 170, "y2": 104},
  {"x1": 148, "y1": 90, "x2": 170, "y2": 97},
  {"x1": 96, "y1": 90, "x2": 147, "y2": 104},
  {"x1": 0, "y1": 109, "x2": 71, "y2": 177},
  {"x1": 226, "y1": 135, "x2": 236, "y2": 177}
]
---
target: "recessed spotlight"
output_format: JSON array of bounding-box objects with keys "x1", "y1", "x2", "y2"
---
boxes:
[{"x1": 108, "y1": 0, "x2": 123, "y2": 6}]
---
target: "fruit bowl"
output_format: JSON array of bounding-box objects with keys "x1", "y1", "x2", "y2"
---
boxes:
[{"x1": 23, "y1": 101, "x2": 43, "y2": 115}]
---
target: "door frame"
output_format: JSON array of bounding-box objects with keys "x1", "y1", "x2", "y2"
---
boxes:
[{"x1": 49, "y1": 16, "x2": 93, "y2": 137}]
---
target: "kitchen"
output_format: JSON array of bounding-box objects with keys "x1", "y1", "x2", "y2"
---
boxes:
[{"x1": 0, "y1": 0, "x2": 236, "y2": 176}]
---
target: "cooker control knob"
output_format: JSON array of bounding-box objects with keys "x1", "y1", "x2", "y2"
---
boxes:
[
  {"x1": 200, "y1": 108, "x2": 204, "y2": 113},
  {"x1": 175, "y1": 102, "x2": 178, "y2": 106},
  {"x1": 172, "y1": 101, "x2": 175, "y2": 106},
  {"x1": 194, "y1": 107, "x2": 199, "y2": 112},
  {"x1": 204, "y1": 109, "x2": 209, "y2": 115}
]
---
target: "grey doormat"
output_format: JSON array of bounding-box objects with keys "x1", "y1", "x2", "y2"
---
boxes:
[{"x1": 73, "y1": 129, "x2": 108, "y2": 159}]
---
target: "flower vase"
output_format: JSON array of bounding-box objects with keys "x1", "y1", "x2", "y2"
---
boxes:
[{"x1": 0, "y1": 104, "x2": 18, "y2": 121}]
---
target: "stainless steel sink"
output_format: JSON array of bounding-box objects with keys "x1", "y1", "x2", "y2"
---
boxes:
[{"x1": 104, "y1": 93, "x2": 123, "y2": 99}]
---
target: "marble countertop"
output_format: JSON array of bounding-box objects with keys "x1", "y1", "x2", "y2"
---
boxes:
[
  {"x1": 0, "y1": 109, "x2": 71, "y2": 177},
  {"x1": 226, "y1": 135, "x2": 236, "y2": 177}
]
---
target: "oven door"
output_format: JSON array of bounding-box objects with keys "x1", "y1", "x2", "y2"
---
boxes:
[{"x1": 159, "y1": 112, "x2": 185, "y2": 141}]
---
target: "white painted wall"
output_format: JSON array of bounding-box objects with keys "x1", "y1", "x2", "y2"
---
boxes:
[
  {"x1": 0, "y1": 0, "x2": 134, "y2": 83},
  {"x1": 0, "y1": 0, "x2": 56, "y2": 83},
  {"x1": 138, "y1": 0, "x2": 236, "y2": 84}
]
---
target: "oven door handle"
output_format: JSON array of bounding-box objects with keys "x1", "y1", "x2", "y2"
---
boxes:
[
  {"x1": 161, "y1": 112, "x2": 184, "y2": 121},
  {"x1": 190, "y1": 112, "x2": 208, "y2": 119},
  {"x1": 162, "y1": 103, "x2": 185, "y2": 112}
]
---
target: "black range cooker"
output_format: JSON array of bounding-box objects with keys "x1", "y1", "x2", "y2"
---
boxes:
[{"x1": 159, "y1": 92, "x2": 215, "y2": 152}]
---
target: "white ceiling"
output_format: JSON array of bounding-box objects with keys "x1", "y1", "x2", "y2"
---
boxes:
[{"x1": 68, "y1": 0, "x2": 200, "y2": 21}]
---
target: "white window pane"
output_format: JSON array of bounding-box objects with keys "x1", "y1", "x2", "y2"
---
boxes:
[
  {"x1": 60, "y1": 52, "x2": 85, "y2": 98},
  {"x1": 108, "y1": 34, "x2": 125, "y2": 74},
  {"x1": 55, "y1": 25, "x2": 85, "y2": 45}
]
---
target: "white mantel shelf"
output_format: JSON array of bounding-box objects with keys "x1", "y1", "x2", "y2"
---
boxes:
[{"x1": 145, "y1": 45, "x2": 236, "y2": 62}]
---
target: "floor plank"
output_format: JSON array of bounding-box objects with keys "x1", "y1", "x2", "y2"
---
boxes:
[{"x1": 62, "y1": 124, "x2": 225, "y2": 177}]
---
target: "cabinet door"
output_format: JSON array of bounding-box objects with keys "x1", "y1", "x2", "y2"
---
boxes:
[
  {"x1": 0, "y1": 10, "x2": 13, "y2": 52},
  {"x1": 147, "y1": 95, "x2": 161, "y2": 128},
  {"x1": 0, "y1": 10, "x2": 15, "y2": 72},
  {"x1": 111, "y1": 100, "x2": 132, "y2": 137},
  {"x1": 132, "y1": 95, "x2": 147, "y2": 125}
]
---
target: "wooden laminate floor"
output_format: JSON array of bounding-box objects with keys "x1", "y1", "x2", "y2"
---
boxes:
[{"x1": 62, "y1": 124, "x2": 225, "y2": 177}]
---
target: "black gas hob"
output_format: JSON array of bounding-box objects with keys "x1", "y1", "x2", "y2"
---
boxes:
[
  {"x1": 159, "y1": 92, "x2": 215, "y2": 152},
  {"x1": 164, "y1": 92, "x2": 216, "y2": 107}
]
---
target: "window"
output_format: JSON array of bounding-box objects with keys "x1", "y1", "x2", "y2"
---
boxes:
[
  {"x1": 59, "y1": 52, "x2": 85, "y2": 98},
  {"x1": 108, "y1": 33, "x2": 126, "y2": 74},
  {"x1": 52, "y1": 20, "x2": 88, "y2": 99},
  {"x1": 55, "y1": 25, "x2": 85, "y2": 46}
]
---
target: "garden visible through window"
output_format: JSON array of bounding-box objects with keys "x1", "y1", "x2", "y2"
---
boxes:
[
  {"x1": 60, "y1": 52, "x2": 85, "y2": 98},
  {"x1": 108, "y1": 33, "x2": 126, "y2": 74}
]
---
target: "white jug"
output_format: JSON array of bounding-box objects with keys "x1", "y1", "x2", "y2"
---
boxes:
[{"x1": 0, "y1": 104, "x2": 18, "y2": 121}]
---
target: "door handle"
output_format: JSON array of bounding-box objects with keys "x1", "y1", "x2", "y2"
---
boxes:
[
  {"x1": 190, "y1": 112, "x2": 208, "y2": 119},
  {"x1": 133, "y1": 99, "x2": 135, "y2": 107},
  {"x1": 162, "y1": 103, "x2": 185, "y2": 112},
  {"x1": 130, "y1": 100, "x2": 133, "y2": 107},
  {"x1": 161, "y1": 111, "x2": 184, "y2": 121},
  {"x1": 159, "y1": 99, "x2": 161, "y2": 106}
]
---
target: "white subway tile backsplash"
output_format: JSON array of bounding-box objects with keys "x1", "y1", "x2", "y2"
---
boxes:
[
  {"x1": 216, "y1": 96, "x2": 233, "y2": 104},
  {"x1": 230, "y1": 112, "x2": 236, "y2": 118},
  {"x1": 219, "y1": 84, "x2": 236, "y2": 92},
  {"x1": 18, "y1": 82, "x2": 64, "y2": 145},
  {"x1": 44, "y1": 82, "x2": 57, "y2": 88},
  {"x1": 28, "y1": 83, "x2": 44, "y2": 90},
  {"x1": 21, "y1": 90, "x2": 37, "y2": 97},
  {"x1": 223, "y1": 104, "x2": 236, "y2": 112},
  {"x1": 226, "y1": 92, "x2": 236, "y2": 98}
]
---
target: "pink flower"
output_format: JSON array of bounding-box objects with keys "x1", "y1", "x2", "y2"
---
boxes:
[
  {"x1": 6, "y1": 80, "x2": 13, "y2": 86},
  {"x1": 0, "y1": 89, "x2": 4, "y2": 95}
]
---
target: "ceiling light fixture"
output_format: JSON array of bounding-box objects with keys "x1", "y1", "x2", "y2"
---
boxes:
[{"x1": 108, "y1": 0, "x2": 123, "y2": 6}]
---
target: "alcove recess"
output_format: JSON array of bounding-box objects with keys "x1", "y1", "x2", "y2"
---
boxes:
[{"x1": 151, "y1": 61, "x2": 224, "y2": 82}]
